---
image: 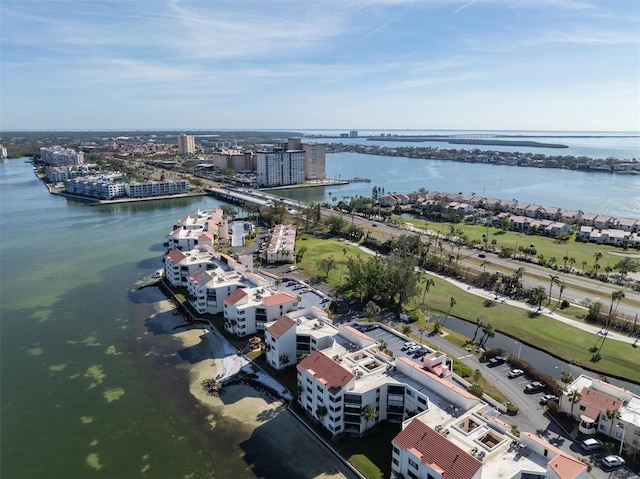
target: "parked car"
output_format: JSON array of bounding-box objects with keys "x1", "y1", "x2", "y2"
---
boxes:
[
  {"x1": 524, "y1": 381, "x2": 545, "y2": 393},
  {"x1": 488, "y1": 356, "x2": 506, "y2": 367},
  {"x1": 286, "y1": 266, "x2": 298, "y2": 272},
  {"x1": 540, "y1": 394, "x2": 559, "y2": 405},
  {"x1": 508, "y1": 369, "x2": 524, "y2": 378},
  {"x1": 601, "y1": 455, "x2": 625, "y2": 469},
  {"x1": 580, "y1": 438, "x2": 603, "y2": 452},
  {"x1": 401, "y1": 342, "x2": 416, "y2": 351}
]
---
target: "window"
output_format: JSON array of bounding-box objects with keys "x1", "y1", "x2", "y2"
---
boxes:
[
  {"x1": 408, "y1": 458, "x2": 418, "y2": 470},
  {"x1": 392, "y1": 458, "x2": 399, "y2": 466},
  {"x1": 393, "y1": 446, "x2": 400, "y2": 456},
  {"x1": 406, "y1": 389, "x2": 414, "y2": 397},
  {"x1": 417, "y1": 396, "x2": 427, "y2": 405},
  {"x1": 579, "y1": 405, "x2": 586, "y2": 411},
  {"x1": 601, "y1": 414, "x2": 608, "y2": 421},
  {"x1": 600, "y1": 424, "x2": 606, "y2": 431}
]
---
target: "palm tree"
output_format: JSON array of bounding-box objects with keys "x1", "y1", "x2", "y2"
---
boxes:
[
  {"x1": 548, "y1": 274, "x2": 560, "y2": 305},
  {"x1": 557, "y1": 281, "x2": 566, "y2": 306},
  {"x1": 421, "y1": 277, "x2": 436, "y2": 306},
  {"x1": 593, "y1": 251, "x2": 603, "y2": 274},
  {"x1": 361, "y1": 405, "x2": 377, "y2": 431},
  {"x1": 606, "y1": 408, "x2": 621, "y2": 437},
  {"x1": 581, "y1": 260, "x2": 588, "y2": 273},
  {"x1": 471, "y1": 368, "x2": 482, "y2": 384},
  {"x1": 418, "y1": 326, "x2": 428, "y2": 344},
  {"x1": 448, "y1": 296, "x2": 457, "y2": 314},
  {"x1": 339, "y1": 247, "x2": 347, "y2": 283},
  {"x1": 471, "y1": 318, "x2": 484, "y2": 344},
  {"x1": 568, "y1": 257, "x2": 576, "y2": 271},
  {"x1": 568, "y1": 389, "x2": 582, "y2": 417}
]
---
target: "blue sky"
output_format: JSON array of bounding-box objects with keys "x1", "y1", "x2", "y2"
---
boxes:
[{"x1": 1, "y1": 0, "x2": 638, "y2": 131}]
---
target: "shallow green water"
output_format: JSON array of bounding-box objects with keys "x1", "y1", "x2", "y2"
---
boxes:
[{"x1": 0, "y1": 160, "x2": 297, "y2": 478}]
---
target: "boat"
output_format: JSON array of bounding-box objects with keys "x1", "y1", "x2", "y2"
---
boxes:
[{"x1": 153, "y1": 269, "x2": 164, "y2": 278}]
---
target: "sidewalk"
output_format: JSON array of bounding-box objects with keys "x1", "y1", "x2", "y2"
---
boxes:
[{"x1": 431, "y1": 272, "x2": 638, "y2": 345}]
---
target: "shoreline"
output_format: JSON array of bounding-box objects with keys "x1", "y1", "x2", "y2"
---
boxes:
[{"x1": 148, "y1": 298, "x2": 352, "y2": 479}]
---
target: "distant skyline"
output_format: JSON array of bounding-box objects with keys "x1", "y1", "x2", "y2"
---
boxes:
[{"x1": 1, "y1": 0, "x2": 639, "y2": 132}]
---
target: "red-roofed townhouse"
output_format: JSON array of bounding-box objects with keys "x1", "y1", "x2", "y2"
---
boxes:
[
  {"x1": 224, "y1": 289, "x2": 297, "y2": 337},
  {"x1": 163, "y1": 246, "x2": 214, "y2": 287},
  {"x1": 265, "y1": 315, "x2": 297, "y2": 370},
  {"x1": 297, "y1": 350, "x2": 355, "y2": 435},
  {"x1": 392, "y1": 418, "x2": 483, "y2": 479},
  {"x1": 265, "y1": 307, "x2": 333, "y2": 370}
]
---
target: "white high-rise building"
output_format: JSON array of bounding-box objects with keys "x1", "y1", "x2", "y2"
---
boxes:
[
  {"x1": 40, "y1": 146, "x2": 84, "y2": 166},
  {"x1": 177, "y1": 134, "x2": 195, "y2": 155},
  {"x1": 256, "y1": 146, "x2": 305, "y2": 187}
]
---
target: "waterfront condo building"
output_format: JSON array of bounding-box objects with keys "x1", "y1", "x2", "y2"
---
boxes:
[
  {"x1": 256, "y1": 145, "x2": 305, "y2": 187},
  {"x1": 224, "y1": 289, "x2": 298, "y2": 337},
  {"x1": 167, "y1": 208, "x2": 228, "y2": 251},
  {"x1": 40, "y1": 146, "x2": 84, "y2": 166},
  {"x1": 178, "y1": 134, "x2": 196, "y2": 155}
]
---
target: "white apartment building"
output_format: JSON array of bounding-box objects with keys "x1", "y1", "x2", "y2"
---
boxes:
[
  {"x1": 265, "y1": 224, "x2": 296, "y2": 264},
  {"x1": 256, "y1": 145, "x2": 305, "y2": 187},
  {"x1": 164, "y1": 245, "x2": 217, "y2": 287},
  {"x1": 178, "y1": 134, "x2": 195, "y2": 155},
  {"x1": 560, "y1": 375, "x2": 640, "y2": 456},
  {"x1": 64, "y1": 177, "x2": 126, "y2": 199},
  {"x1": 185, "y1": 257, "x2": 271, "y2": 315},
  {"x1": 124, "y1": 179, "x2": 189, "y2": 198},
  {"x1": 264, "y1": 306, "x2": 333, "y2": 370},
  {"x1": 286, "y1": 322, "x2": 587, "y2": 478},
  {"x1": 167, "y1": 208, "x2": 227, "y2": 251},
  {"x1": 224, "y1": 289, "x2": 298, "y2": 337},
  {"x1": 40, "y1": 146, "x2": 85, "y2": 166}
]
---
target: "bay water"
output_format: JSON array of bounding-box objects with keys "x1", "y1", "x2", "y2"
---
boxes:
[{"x1": 0, "y1": 160, "x2": 270, "y2": 478}]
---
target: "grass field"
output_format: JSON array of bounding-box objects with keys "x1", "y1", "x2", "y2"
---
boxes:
[
  {"x1": 293, "y1": 233, "x2": 639, "y2": 383},
  {"x1": 400, "y1": 216, "x2": 636, "y2": 273}
]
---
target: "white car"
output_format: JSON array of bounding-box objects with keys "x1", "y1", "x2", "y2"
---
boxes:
[
  {"x1": 508, "y1": 369, "x2": 524, "y2": 378},
  {"x1": 601, "y1": 455, "x2": 625, "y2": 469},
  {"x1": 401, "y1": 342, "x2": 416, "y2": 351}
]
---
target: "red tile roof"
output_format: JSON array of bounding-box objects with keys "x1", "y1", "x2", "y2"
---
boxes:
[
  {"x1": 263, "y1": 292, "x2": 296, "y2": 307},
  {"x1": 521, "y1": 432, "x2": 586, "y2": 479},
  {"x1": 580, "y1": 387, "x2": 621, "y2": 413},
  {"x1": 267, "y1": 315, "x2": 296, "y2": 339},
  {"x1": 223, "y1": 288, "x2": 247, "y2": 306},
  {"x1": 165, "y1": 249, "x2": 186, "y2": 264},
  {"x1": 393, "y1": 419, "x2": 482, "y2": 479},
  {"x1": 297, "y1": 350, "x2": 354, "y2": 391},
  {"x1": 188, "y1": 269, "x2": 212, "y2": 284}
]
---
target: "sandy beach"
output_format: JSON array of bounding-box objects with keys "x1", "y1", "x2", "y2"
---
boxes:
[{"x1": 151, "y1": 300, "x2": 353, "y2": 479}]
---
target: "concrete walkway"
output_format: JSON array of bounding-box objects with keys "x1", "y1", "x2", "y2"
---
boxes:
[{"x1": 431, "y1": 271, "x2": 639, "y2": 346}]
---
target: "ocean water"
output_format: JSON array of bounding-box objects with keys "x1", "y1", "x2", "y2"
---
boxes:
[{"x1": 0, "y1": 160, "x2": 280, "y2": 478}]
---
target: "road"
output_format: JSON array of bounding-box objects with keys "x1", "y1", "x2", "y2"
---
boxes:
[
  {"x1": 318, "y1": 206, "x2": 639, "y2": 319},
  {"x1": 358, "y1": 320, "x2": 637, "y2": 479}
]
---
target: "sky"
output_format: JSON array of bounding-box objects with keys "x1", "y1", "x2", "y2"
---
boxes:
[{"x1": 1, "y1": 0, "x2": 639, "y2": 132}]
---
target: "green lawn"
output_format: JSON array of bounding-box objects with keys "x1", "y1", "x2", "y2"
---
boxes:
[
  {"x1": 400, "y1": 217, "x2": 636, "y2": 273},
  {"x1": 408, "y1": 275, "x2": 640, "y2": 383},
  {"x1": 295, "y1": 234, "x2": 362, "y2": 287},
  {"x1": 333, "y1": 422, "x2": 400, "y2": 479},
  {"x1": 291, "y1": 232, "x2": 638, "y2": 382}
]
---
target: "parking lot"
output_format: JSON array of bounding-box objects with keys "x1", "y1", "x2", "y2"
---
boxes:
[
  {"x1": 278, "y1": 276, "x2": 331, "y2": 311},
  {"x1": 350, "y1": 322, "x2": 639, "y2": 478}
]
